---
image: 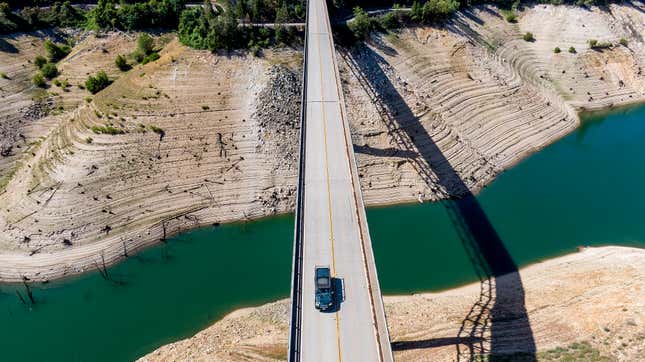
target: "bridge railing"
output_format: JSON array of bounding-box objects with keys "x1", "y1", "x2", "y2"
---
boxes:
[{"x1": 287, "y1": 1, "x2": 310, "y2": 361}]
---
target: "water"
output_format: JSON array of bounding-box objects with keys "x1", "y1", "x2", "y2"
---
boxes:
[{"x1": 0, "y1": 105, "x2": 643, "y2": 361}]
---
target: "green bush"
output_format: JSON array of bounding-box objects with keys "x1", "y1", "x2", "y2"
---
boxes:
[
  {"x1": 553, "y1": 47, "x2": 561, "y2": 53},
  {"x1": 141, "y1": 52, "x2": 160, "y2": 65},
  {"x1": 115, "y1": 54, "x2": 130, "y2": 71},
  {"x1": 137, "y1": 33, "x2": 154, "y2": 55},
  {"x1": 619, "y1": 38, "x2": 628, "y2": 46},
  {"x1": 422, "y1": 0, "x2": 459, "y2": 20},
  {"x1": 348, "y1": 7, "x2": 372, "y2": 40},
  {"x1": 523, "y1": 32, "x2": 535, "y2": 42},
  {"x1": 0, "y1": 72, "x2": 7, "y2": 79},
  {"x1": 504, "y1": 12, "x2": 517, "y2": 23},
  {"x1": 91, "y1": 125, "x2": 124, "y2": 135},
  {"x1": 40, "y1": 62, "x2": 58, "y2": 79},
  {"x1": 44, "y1": 39, "x2": 71, "y2": 62},
  {"x1": 34, "y1": 55, "x2": 47, "y2": 69},
  {"x1": 85, "y1": 71, "x2": 111, "y2": 94},
  {"x1": 588, "y1": 39, "x2": 612, "y2": 49},
  {"x1": 568, "y1": 46, "x2": 576, "y2": 53},
  {"x1": 379, "y1": 12, "x2": 400, "y2": 30},
  {"x1": 32, "y1": 73, "x2": 46, "y2": 87}
]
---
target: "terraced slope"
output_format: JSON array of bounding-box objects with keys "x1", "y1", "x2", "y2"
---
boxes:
[
  {"x1": 0, "y1": 36, "x2": 301, "y2": 281},
  {"x1": 343, "y1": 3, "x2": 644, "y2": 206}
]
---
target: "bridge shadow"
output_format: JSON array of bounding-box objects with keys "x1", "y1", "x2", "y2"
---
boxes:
[{"x1": 339, "y1": 43, "x2": 536, "y2": 361}]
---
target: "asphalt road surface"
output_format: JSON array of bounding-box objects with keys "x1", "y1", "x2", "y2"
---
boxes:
[{"x1": 298, "y1": 0, "x2": 392, "y2": 361}]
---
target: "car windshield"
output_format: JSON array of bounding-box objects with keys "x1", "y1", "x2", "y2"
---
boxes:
[{"x1": 317, "y1": 277, "x2": 329, "y2": 285}]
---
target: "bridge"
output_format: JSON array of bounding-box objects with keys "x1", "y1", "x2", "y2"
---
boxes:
[{"x1": 287, "y1": 0, "x2": 393, "y2": 361}]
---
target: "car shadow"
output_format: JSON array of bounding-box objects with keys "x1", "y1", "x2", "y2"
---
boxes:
[
  {"x1": 321, "y1": 277, "x2": 345, "y2": 313},
  {"x1": 339, "y1": 43, "x2": 537, "y2": 361}
]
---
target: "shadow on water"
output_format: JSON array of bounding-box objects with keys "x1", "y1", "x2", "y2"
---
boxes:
[{"x1": 340, "y1": 43, "x2": 536, "y2": 361}]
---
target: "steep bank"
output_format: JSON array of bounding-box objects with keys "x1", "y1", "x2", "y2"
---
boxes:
[
  {"x1": 0, "y1": 3, "x2": 643, "y2": 282},
  {"x1": 140, "y1": 246, "x2": 645, "y2": 361}
]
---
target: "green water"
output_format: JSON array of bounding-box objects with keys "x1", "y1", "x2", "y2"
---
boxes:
[{"x1": 1, "y1": 105, "x2": 644, "y2": 361}]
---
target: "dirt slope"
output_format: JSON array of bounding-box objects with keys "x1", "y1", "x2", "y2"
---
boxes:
[
  {"x1": 0, "y1": 3, "x2": 643, "y2": 282},
  {"x1": 140, "y1": 246, "x2": 645, "y2": 362},
  {"x1": 343, "y1": 3, "x2": 644, "y2": 205}
]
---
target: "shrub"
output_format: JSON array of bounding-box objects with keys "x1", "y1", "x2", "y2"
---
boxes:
[
  {"x1": 502, "y1": 10, "x2": 517, "y2": 23},
  {"x1": 553, "y1": 47, "x2": 561, "y2": 53},
  {"x1": 137, "y1": 33, "x2": 154, "y2": 55},
  {"x1": 568, "y1": 46, "x2": 576, "y2": 53},
  {"x1": 85, "y1": 71, "x2": 111, "y2": 94},
  {"x1": 40, "y1": 62, "x2": 58, "y2": 79},
  {"x1": 85, "y1": 96, "x2": 92, "y2": 103},
  {"x1": 348, "y1": 7, "x2": 372, "y2": 40},
  {"x1": 141, "y1": 52, "x2": 160, "y2": 65},
  {"x1": 201, "y1": 105, "x2": 210, "y2": 110},
  {"x1": 379, "y1": 12, "x2": 399, "y2": 30},
  {"x1": 91, "y1": 125, "x2": 124, "y2": 135},
  {"x1": 53, "y1": 79, "x2": 62, "y2": 87},
  {"x1": 0, "y1": 72, "x2": 7, "y2": 79},
  {"x1": 422, "y1": 0, "x2": 459, "y2": 20},
  {"x1": 588, "y1": 39, "x2": 612, "y2": 49},
  {"x1": 149, "y1": 125, "x2": 164, "y2": 135},
  {"x1": 34, "y1": 55, "x2": 47, "y2": 69},
  {"x1": 523, "y1": 32, "x2": 535, "y2": 42},
  {"x1": 115, "y1": 54, "x2": 130, "y2": 71},
  {"x1": 32, "y1": 73, "x2": 46, "y2": 87},
  {"x1": 44, "y1": 39, "x2": 71, "y2": 62},
  {"x1": 619, "y1": 38, "x2": 628, "y2": 46},
  {"x1": 85, "y1": 137, "x2": 93, "y2": 144}
]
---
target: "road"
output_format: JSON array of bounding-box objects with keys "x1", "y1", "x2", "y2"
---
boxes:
[{"x1": 292, "y1": 0, "x2": 393, "y2": 361}]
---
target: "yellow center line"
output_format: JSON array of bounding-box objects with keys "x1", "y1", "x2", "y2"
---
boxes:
[{"x1": 312, "y1": 1, "x2": 342, "y2": 361}]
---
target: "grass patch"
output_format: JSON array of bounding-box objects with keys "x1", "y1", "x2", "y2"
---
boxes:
[{"x1": 91, "y1": 125, "x2": 125, "y2": 135}]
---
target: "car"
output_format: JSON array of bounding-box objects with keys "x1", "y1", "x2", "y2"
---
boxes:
[{"x1": 314, "y1": 266, "x2": 334, "y2": 311}]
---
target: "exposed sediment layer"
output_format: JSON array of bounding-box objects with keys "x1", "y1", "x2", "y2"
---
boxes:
[
  {"x1": 140, "y1": 246, "x2": 645, "y2": 361},
  {"x1": 0, "y1": 3, "x2": 643, "y2": 282},
  {"x1": 342, "y1": 3, "x2": 644, "y2": 205}
]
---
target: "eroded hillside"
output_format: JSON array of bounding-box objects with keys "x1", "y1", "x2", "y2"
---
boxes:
[
  {"x1": 0, "y1": 3, "x2": 643, "y2": 282},
  {"x1": 343, "y1": 3, "x2": 644, "y2": 205}
]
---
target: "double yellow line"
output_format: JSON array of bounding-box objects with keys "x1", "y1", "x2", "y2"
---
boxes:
[{"x1": 312, "y1": 0, "x2": 342, "y2": 360}]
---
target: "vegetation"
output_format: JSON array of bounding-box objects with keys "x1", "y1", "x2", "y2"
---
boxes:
[
  {"x1": 536, "y1": 341, "x2": 613, "y2": 361},
  {"x1": 1, "y1": 1, "x2": 86, "y2": 34},
  {"x1": 141, "y1": 52, "x2": 160, "y2": 65},
  {"x1": 553, "y1": 46, "x2": 561, "y2": 53},
  {"x1": 44, "y1": 39, "x2": 71, "y2": 62},
  {"x1": 91, "y1": 125, "x2": 124, "y2": 135},
  {"x1": 588, "y1": 39, "x2": 612, "y2": 49},
  {"x1": 523, "y1": 32, "x2": 535, "y2": 42},
  {"x1": 86, "y1": 0, "x2": 185, "y2": 31},
  {"x1": 85, "y1": 71, "x2": 111, "y2": 94},
  {"x1": 34, "y1": 55, "x2": 47, "y2": 69},
  {"x1": 0, "y1": 71, "x2": 7, "y2": 79},
  {"x1": 348, "y1": 7, "x2": 372, "y2": 40},
  {"x1": 619, "y1": 37, "x2": 628, "y2": 46},
  {"x1": 40, "y1": 62, "x2": 57, "y2": 79},
  {"x1": 149, "y1": 125, "x2": 164, "y2": 135},
  {"x1": 568, "y1": 46, "x2": 576, "y2": 53},
  {"x1": 503, "y1": 10, "x2": 517, "y2": 23},
  {"x1": 32, "y1": 72, "x2": 46, "y2": 87},
  {"x1": 115, "y1": 54, "x2": 130, "y2": 71},
  {"x1": 410, "y1": 0, "x2": 459, "y2": 22}
]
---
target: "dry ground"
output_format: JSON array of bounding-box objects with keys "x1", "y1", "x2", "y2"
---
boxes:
[
  {"x1": 140, "y1": 246, "x2": 645, "y2": 362},
  {"x1": 342, "y1": 3, "x2": 645, "y2": 205},
  {"x1": 0, "y1": 3, "x2": 643, "y2": 282}
]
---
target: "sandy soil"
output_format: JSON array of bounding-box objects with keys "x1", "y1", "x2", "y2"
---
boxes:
[
  {"x1": 140, "y1": 246, "x2": 645, "y2": 361},
  {"x1": 0, "y1": 3, "x2": 643, "y2": 282}
]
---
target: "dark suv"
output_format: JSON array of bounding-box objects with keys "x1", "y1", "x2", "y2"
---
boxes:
[{"x1": 314, "y1": 266, "x2": 334, "y2": 311}]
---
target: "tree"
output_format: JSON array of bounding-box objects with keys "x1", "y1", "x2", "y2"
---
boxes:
[
  {"x1": 275, "y1": 1, "x2": 289, "y2": 44},
  {"x1": 348, "y1": 6, "x2": 371, "y2": 40},
  {"x1": 423, "y1": 0, "x2": 459, "y2": 20},
  {"x1": 85, "y1": 71, "x2": 111, "y2": 94},
  {"x1": 410, "y1": 0, "x2": 422, "y2": 22},
  {"x1": 235, "y1": 0, "x2": 247, "y2": 22}
]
